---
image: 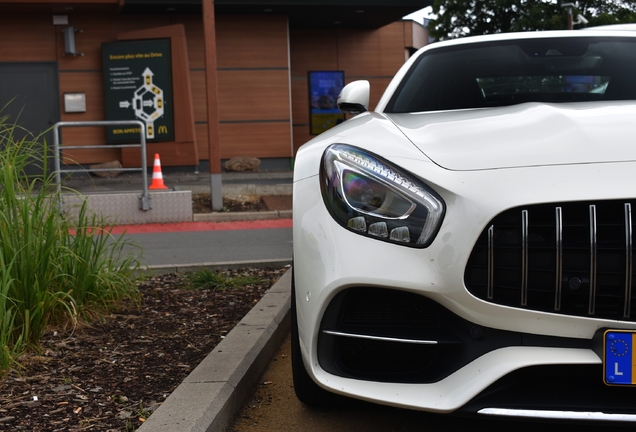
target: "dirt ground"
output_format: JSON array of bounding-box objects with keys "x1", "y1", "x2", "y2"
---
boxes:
[
  {"x1": 0, "y1": 268, "x2": 289, "y2": 432},
  {"x1": 0, "y1": 195, "x2": 292, "y2": 431},
  {"x1": 192, "y1": 194, "x2": 292, "y2": 214},
  {"x1": 232, "y1": 337, "x2": 608, "y2": 432}
]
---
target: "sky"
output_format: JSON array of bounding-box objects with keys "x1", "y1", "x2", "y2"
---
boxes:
[{"x1": 402, "y1": 6, "x2": 435, "y2": 24}]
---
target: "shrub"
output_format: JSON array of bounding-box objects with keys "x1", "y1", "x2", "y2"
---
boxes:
[
  {"x1": 0, "y1": 116, "x2": 141, "y2": 375},
  {"x1": 185, "y1": 269, "x2": 263, "y2": 291}
]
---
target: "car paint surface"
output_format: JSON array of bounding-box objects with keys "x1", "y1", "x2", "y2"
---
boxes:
[{"x1": 293, "y1": 29, "x2": 636, "y2": 415}]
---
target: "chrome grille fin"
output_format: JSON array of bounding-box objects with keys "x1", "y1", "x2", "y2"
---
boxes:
[{"x1": 465, "y1": 200, "x2": 636, "y2": 322}]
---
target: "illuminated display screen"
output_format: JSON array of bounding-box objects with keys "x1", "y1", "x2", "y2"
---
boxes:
[{"x1": 309, "y1": 71, "x2": 346, "y2": 135}]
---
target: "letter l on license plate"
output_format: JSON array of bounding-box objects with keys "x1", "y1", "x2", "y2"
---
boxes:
[{"x1": 604, "y1": 330, "x2": 636, "y2": 386}]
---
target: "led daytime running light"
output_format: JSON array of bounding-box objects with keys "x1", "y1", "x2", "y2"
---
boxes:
[{"x1": 338, "y1": 149, "x2": 428, "y2": 200}]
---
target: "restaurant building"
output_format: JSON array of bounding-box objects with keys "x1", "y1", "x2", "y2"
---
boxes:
[{"x1": 0, "y1": 0, "x2": 430, "y2": 172}]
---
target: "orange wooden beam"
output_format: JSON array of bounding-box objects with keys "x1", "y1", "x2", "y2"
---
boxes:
[{"x1": 203, "y1": 0, "x2": 221, "y2": 174}]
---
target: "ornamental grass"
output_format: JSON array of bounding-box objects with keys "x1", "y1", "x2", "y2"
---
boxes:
[{"x1": 0, "y1": 116, "x2": 141, "y2": 375}]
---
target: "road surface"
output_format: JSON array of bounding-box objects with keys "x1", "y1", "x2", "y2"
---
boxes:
[{"x1": 109, "y1": 219, "x2": 293, "y2": 267}]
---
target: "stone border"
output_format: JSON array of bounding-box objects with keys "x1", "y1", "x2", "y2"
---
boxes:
[
  {"x1": 139, "y1": 259, "x2": 292, "y2": 275},
  {"x1": 193, "y1": 210, "x2": 292, "y2": 222},
  {"x1": 137, "y1": 269, "x2": 292, "y2": 432},
  {"x1": 180, "y1": 184, "x2": 292, "y2": 196}
]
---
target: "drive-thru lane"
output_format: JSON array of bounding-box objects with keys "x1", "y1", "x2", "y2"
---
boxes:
[
  {"x1": 110, "y1": 219, "x2": 293, "y2": 267},
  {"x1": 232, "y1": 337, "x2": 617, "y2": 432},
  {"x1": 112, "y1": 219, "x2": 616, "y2": 432}
]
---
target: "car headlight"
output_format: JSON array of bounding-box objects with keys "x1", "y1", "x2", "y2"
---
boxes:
[{"x1": 320, "y1": 144, "x2": 445, "y2": 248}]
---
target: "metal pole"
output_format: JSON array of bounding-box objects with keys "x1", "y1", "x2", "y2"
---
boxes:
[
  {"x1": 53, "y1": 124, "x2": 63, "y2": 212},
  {"x1": 52, "y1": 120, "x2": 151, "y2": 212},
  {"x1": 136, "y1": 120, "x2": 151, "y2": 210},
  {"x1": 561, "y1": 2, "x2": 574, "y2": 30}
]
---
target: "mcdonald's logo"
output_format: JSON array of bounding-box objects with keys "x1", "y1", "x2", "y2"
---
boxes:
[{"x1": 158, "y1": 125, "x2": 168, "y2": 134}]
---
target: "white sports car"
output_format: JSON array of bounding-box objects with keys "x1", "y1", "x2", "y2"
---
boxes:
[{"x1": 292, "y1": 29, "x2": 636, "y2": 422}]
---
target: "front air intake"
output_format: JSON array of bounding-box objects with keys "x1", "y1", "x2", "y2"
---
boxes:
[{"x1": 465, "y1": 200, "x2": 636, "y2": 321}]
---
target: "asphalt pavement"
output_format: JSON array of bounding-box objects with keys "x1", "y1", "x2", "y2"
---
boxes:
[
  {"x1": 124, "y1": 224, "x2": 293, "y2": 270},
  {"x1": 68, "y1": 169, "x2": 294, "y2": 269},
  {"x1": 62, "y1": 169, "x2": 293, "y2": 197}
]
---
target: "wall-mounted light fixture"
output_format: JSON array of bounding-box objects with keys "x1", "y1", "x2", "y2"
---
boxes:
[{"x1": 63, "y1": 26, "x2": 84, "y2": 56}]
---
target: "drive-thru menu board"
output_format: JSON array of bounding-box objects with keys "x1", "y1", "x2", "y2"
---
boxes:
[
  {"x1": 308, "y1": 71, "x2": 345, "y2": 135},
  {"x1": 102, "y1": 39, "x2": 174, "y2": 143}
]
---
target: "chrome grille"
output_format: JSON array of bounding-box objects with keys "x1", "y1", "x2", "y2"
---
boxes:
[{"x1": 465, "y1": 201, "x2": 636, "y2": 321}]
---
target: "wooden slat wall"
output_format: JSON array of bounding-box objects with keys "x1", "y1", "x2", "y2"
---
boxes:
[
  {"x1": 217, "y1": 70, "x2": 290, "y2": 122},
  {"x1": 55, "y1": 15, "x2": 121, "y2": 164},
  {"x1": 338, "y1": 26, "x2": 405, "y2": 78},
  {"x1": 2, "y1": 12, "x2": 196, "y2": 167},
  {"x1": 290, "y1": 22, "x2": 410, "y2": 153},
  {"x1": 411, "y1": 21, "x2": 430, "y2": 50},
  {"x1": 58, "y1": 72, "x2": 120, "y2": 164},
  {"x1": 2, "y1": 9, "x2": 416, "y2": 166},
  {"x1": 190, "y1": 70, "x2": 208, "y2": 123},
  {"x1": 404, "y1": 21, "x2": 414, "y2": 49},
  {"x1": 0, "y1": 15, "x2": 56, "y2": 61},
  {"x1": 183, "y1": 14, "x2": 292, "y2": 160},
  {"x1": 197, "y1": 15, "x2": 293, "y2": 160},
  {"x1": 216, "y1": 16, "x2": 290, "y2": 69},
  {"x1": 219, "y1": 123, "x2": 292, "y2": 159},
  {"x1": 173, "y1": 15, "x2": 205, "y2": 70},
  {"x1": 114, "y1": 15, "x2": 172, "y2": 34}
]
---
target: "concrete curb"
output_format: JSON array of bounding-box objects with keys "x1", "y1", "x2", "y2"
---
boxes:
[
  {"x1": 139, "y1": 259, "x2": 293, "y2": 275},
  {"x1": 193, "y1": 210, "x2": 292, "y2": 222},
  {"x1": 179, "y1": 183, "x2": 292, "y2": 196},
  {"x1": 62, "y1": 171, "x2": 293, "y2": 188},
  {"x1": 137, "y1": 268, "x2": 292, "y2": 432}
]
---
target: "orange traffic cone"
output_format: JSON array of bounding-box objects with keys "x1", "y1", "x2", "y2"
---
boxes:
[{"x1": 149, "y1": 153, "x2": 169, "y2": 190}]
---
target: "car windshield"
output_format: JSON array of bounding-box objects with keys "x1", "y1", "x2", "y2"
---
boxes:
[{"x1": 385, "y1": 37, "x2": 636, "y2": 113}]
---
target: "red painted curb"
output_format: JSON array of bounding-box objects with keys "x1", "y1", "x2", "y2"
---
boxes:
[{"x1": 105, "y1": 218, "x2": 293, "y2": 235}]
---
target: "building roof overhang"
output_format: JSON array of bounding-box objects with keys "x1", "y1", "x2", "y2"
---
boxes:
[{"x1": 122, "y1": 0, "x2": 432, "y2": 29}]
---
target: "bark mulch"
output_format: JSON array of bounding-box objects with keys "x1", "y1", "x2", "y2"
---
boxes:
[
  {"x1": 191, "y1": 194, "x2": 292, "y2": 214},
  {"x1": 0, "y1": 267, "x2": 289, "y2": 432}
]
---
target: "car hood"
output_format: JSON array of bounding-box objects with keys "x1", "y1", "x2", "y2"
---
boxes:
[{"x1": 386, "y1": 102, "x2": 636, "y2": 171}]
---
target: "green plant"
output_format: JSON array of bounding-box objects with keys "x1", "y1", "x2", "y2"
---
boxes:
[
  {"x1": 135, "y1": 401, "x2": 152, "y2": 420},
  {"x1": 0, "y1": 114, "x2": 141, "y2": 376},
  {"x1": 0, "y1": 256, "x2": 22, "y2": 372},
  {"x1": 60, "y1": 203, "x2": 141, "y2": 320},
  {"x1": 185, "y1": 269, "x2": 263, "y2": 291},
  {"x1": 125, "y1": 419, "x2": 136, "y2": 432}
]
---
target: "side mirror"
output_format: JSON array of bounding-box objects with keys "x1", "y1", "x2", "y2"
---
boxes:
[{"x1": 337, "y1": 80, "x2": 370, "y2": 114}]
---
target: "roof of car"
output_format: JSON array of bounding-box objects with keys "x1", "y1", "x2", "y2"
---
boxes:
[
  {"x1": 425, "y1": 29, "x2": 636, "y2": 52},
  {"x1": 375, "y1": 29, "x2": 636, "y2": 112},
  {"x1": 583, "y1": 23, "x2": 636, "y2": 31}
]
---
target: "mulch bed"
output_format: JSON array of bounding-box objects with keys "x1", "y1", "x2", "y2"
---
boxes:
[
  {"x1": 191, "y1": 194, "x2": 292, "y2": 214},
  {"x1": 0, "y1": 267, "x2": 288, "y2": 432},
  {"x1": 192, "y1": 195, "x2": 266, "y2": 214}
]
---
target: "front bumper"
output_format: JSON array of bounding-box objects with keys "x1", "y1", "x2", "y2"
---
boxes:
[
  {"x1": 292, "y1": 161, "x2": 636, "y2": 413},
  {"x1": 318, "y1": 287, "x2": 595, "y2": 384}
]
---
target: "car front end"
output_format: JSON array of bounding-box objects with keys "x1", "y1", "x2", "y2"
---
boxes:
[{"x1": 292, "y1": 30, "x2": 636, "y2": 421}]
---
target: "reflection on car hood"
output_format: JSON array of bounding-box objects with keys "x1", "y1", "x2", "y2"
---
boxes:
[{"x1": 386, "y1": 102, "x2": 636, "y2": 171}]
